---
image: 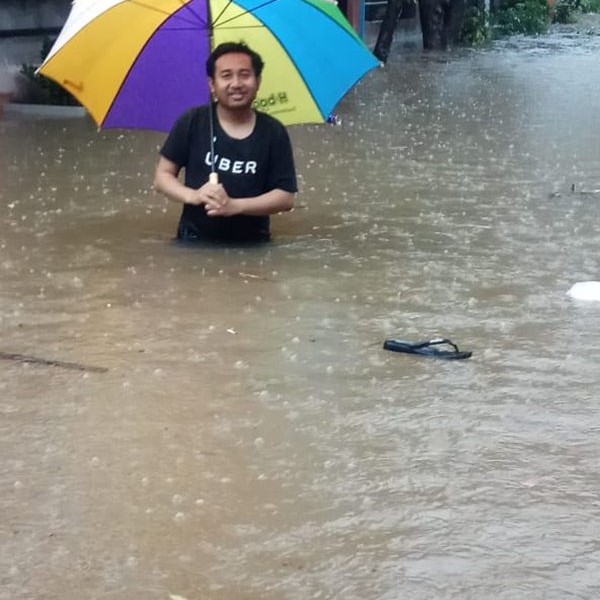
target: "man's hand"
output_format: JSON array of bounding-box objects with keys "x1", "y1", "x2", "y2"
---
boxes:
[
  {"x1": 202, "y1": 182, "x2": 239, "y2": 217},
  {"x1": 182, "y1": 185, "x2": 206, "y2": 206},
  {"x1": 183, "y1": 181, "x2": 235, "y2": 216}
]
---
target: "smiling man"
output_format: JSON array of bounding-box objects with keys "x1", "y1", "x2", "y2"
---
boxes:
[{"x1": 154, "y1": 42, "x2": 298, "y2": 243}]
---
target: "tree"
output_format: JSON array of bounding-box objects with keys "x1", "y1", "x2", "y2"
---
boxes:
[{"x1": 374, "y1": 0, "x2": 405, "y2": 62}]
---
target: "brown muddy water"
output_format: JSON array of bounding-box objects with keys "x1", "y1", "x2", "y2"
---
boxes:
[{"x1": 1, "y1": 26, "x2": 600, "y2": 600}]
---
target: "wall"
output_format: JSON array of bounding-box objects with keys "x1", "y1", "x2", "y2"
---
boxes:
[
  {"x1": 0, "y1": 0, "x2": 71, "y2": 94},
  {"x1": 0, "y1": 0, "x2": 70, "y2": 31}
]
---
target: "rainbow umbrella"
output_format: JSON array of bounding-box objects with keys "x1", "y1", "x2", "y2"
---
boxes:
[{"x1": 38, "y1": 0, "x2": 379, "y2": 132}]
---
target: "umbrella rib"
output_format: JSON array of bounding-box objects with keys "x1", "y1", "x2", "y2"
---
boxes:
[
  {"x1": 218, "y1": 25, "x2": 264, "y2": 29},
  {"x1": 129, "y1": 0, "x2": 207, "y2": 28},
  {"x1": 212, "y1": 0, "x2": 280, "y2": 28},
  {"x1": 211, "y1": 0, "x2": 236, "y2": 28}
]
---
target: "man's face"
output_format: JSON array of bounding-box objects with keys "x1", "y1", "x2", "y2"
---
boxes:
[{"x1": 209, "y1": 52, "x2": 260, "y2": 111}]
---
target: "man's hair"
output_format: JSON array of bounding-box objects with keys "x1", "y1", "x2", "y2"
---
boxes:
[{"x1": 206, "y1": 42, "x2": 265, "y2": 78}]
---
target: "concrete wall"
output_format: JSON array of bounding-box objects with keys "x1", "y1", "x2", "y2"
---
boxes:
[
  {"x1": 0, "y1": 0, "x2": 70, "y2": 30},
  {"x1": 0, "y1": 0, "x2": 71, "y2": 94}
]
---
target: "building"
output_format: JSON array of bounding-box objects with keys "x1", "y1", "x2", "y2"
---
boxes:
[{"x1": 0, "y1": 0, "x2": 70, "y2": 96}]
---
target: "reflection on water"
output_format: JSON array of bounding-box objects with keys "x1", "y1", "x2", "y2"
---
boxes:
[{"x1": 1, "y1": 25, "x2": 600, "y2": 600}]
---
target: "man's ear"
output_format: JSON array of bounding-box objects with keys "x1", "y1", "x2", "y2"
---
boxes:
[{"x1": 208, "y1": 78, "x2": 215, "y2": 96}]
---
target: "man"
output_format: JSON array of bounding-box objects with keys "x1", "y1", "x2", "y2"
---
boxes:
[{"x1": 154, "y1": 42, "x2": 297, "y2": 243}]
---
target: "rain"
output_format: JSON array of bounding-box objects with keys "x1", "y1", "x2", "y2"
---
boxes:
[{"x1": 2, "y1": 20, "x2": 600, "y2": 600}]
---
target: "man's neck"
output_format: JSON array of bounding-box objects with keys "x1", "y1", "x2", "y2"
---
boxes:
[
  {"x1": 215, "y1": 102, "x2": 254, "y2": 125},
  {"x1": 215, "y1": 103, "x2": 256, "y2": 139}
]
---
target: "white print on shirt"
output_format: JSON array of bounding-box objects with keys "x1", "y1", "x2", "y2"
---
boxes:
[{"x1": 205, "y1": 152, "x2": 257, "y2": 175}]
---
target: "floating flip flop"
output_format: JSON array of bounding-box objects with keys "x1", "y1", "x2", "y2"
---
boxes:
[{"x1": 383, "y1": 337, "x2": 472, "y2": 360}]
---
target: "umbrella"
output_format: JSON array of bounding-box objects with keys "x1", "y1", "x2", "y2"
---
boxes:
[{"x1": 38, "y1": 0, "x2": 380, "y2": 133}]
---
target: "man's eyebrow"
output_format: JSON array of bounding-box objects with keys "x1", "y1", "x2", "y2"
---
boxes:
[{"x1": 218, "y1": 67, "x2": 253, "y2": 75}]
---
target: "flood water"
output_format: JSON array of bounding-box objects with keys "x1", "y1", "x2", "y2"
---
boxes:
[{"x1": 2, "y1": 24, "x2": 600, "y2": 600}]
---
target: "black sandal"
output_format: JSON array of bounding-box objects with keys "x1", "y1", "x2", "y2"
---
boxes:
[{"x1": 383, "y1": 337, "x2": 472, "y2": 360}]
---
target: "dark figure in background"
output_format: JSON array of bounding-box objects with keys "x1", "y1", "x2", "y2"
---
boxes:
[{"x1": 418, "y1": 0, "x2": 466, "y2": 50}]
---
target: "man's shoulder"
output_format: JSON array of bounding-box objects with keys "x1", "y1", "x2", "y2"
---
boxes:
[
  {"x1": 254, "y1": 111, "x2": 291, "y2": 143},
  {"x1": 255, "y1": 110, "x2": 287, "y2": 131},
  {"x1": 174, "y1": 104, "x2": 210, "y2": 127}
]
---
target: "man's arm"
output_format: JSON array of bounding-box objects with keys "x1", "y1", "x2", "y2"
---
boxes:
[
  {"x1": 154, "y1": 156, "x2": 205, "y2": 206},
  {"x1": 203, "y1": 186, "x2": 295, "y2": 217},
  {"x1": 155, "y1": 156, "x2": 294, "y2": 216}
]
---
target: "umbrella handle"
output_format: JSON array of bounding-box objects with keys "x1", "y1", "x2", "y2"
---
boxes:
[{"x1": 209, "y1": 172, "x2": 219, "y2": 184}]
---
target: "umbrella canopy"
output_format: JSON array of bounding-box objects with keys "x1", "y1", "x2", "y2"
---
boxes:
[{"x1": 38, "y1": 0, "x2": 379, "y2": 132}]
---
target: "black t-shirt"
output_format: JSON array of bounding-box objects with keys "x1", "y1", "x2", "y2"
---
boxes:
[{"x1": 160, "y1": 104, "x2": 297, "y2": 242}]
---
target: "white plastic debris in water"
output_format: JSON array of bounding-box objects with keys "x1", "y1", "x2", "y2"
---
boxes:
[{"x1": 567, "y1": 281, "x2": 600, "y2": 301}]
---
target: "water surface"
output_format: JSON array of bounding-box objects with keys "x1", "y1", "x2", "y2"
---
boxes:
[{"x1": 1, "y1": 25, "x2": 600, "y2": 600}]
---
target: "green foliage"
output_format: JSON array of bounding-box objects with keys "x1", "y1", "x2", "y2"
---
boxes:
[
  {"x1": 583, "y1": 0, "x2": 600, "y2": 11},
  {"x1": 18, "y1": 37, "x2": 79, "y2": 106},
  {"x1": 460, "y1": 7, "x2": 491, "y2": 45},
  {"x1": 493, "y1": 0, "x2": 551, "y2": 35}
]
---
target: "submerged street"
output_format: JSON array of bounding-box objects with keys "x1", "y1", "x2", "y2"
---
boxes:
[{"x1": 1, "y1": 21, "x2": 600, "y2": 600}]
